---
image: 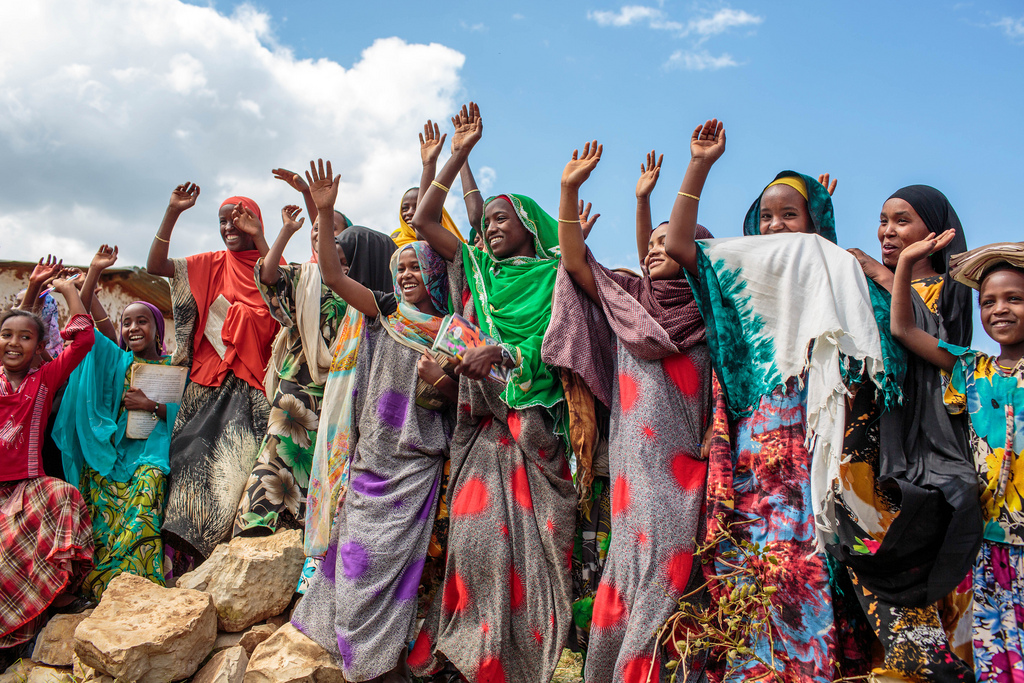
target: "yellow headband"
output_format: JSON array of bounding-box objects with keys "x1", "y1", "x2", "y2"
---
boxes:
[{"x1": 766, "y1": 176, "x2": 808, "y2": 201}]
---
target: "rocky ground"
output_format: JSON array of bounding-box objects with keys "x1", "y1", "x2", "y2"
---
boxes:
[{"x1": 1, "y1": 528, "x2": 587, "y2": 683}]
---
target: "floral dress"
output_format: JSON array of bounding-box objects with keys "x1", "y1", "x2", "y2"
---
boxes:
[
  {"x1": 942, "y1": 344, "x2": 1024, "y2": 682},
  {"x1": 233, "y1": 264, "x2": 348, "y2": 539}
]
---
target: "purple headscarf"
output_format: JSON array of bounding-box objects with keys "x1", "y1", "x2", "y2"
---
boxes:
[{"x1": 118, "y1": 301, "x2": 166, "y2": 355}]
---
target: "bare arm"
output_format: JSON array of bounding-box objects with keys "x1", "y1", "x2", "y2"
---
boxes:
[
  {"x1": 460, "y1": 159, "x2": 485, "y2": 232},
  {"x1": 148, "y1": 182, "x2": 200, "y2": 277},
  {"x1": 272, "y1": 168, "x2": 318, "y2": 226},
  {"x1": 635, "y1": 150, "x2": 663, "y2": 264},
  {"x1": 90, "y1": 296, "x2": 118, "y2": 343},
  {"x1": 890, "y1": 231, "x2": 958, "y2": 372},
  {"x1": 80, "y1": 244, "x2": 117, "y2": 316},
  {"x1": 417, "y1": 120, "x2": 448, "y2": 236},
  {"x1": 664, "y1": 120, "x2": 725, "y2": 275},
  {"x1": 307, "y1": 159, "x2": 380, "y2": 317},
  {"x1": 19, "y1": 256, "x2": 63, "y2": 312},
  {"x1": 261, "y1": 206, "x2": 305, "y2": 286},
  {"x1": 849, "y1": 248, "x2": 895, "y2": 292},
  {"x1": 558, "y1": 141, "x2": 602, "y2": 302},
  {"x1": 410, "y1": 103, "x2": 482, "y2": 262},
  {"x1": 52, "y1": 277, "x2": 88, "y2": 319}
]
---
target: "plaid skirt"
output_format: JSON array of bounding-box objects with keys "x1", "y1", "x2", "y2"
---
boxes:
[{"x1": 0, "y1": 477, "x2": 93, "y2": 647}]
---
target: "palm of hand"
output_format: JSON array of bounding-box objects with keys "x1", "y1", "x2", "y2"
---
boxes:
[
  {"x1": 636, "y1": 171, "x2": 658, "y2": 196},
  {"x1": 30, "y1": 263, "x2": 60, "y2": 285},
  {"x1": 170, "y1": 191, "x2": 197, "y2": 211},
  {"x1": 421, "y1": 138, "x2": 444, "y2": 165},
  {"x1": 308, "y1": 179, "x2": 336, "y2": 207},
  {"x1": 235, "y1": 213, "x2": 261, "y2": 236},
  {"x1": 451, "y1": 123, "x2": 481, "y2": 154},
  {"x1": 691, "y1": 139, "x2": 723, "y2": 161}
]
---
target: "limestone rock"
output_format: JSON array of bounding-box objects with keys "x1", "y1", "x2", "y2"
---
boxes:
[
  {"x1": 73, "y1": 573, "x2": 217, "y2": 683},
  {"x1": 1, "y1": 659, "x2": 38, "y2": 683},
  {"x1": 32, "y1": 611, "x2": 93, "y2": 667},
  {"x1": 193, "y1": 646, "x2": 248, "y2": 683},
  {"x1": 72, "y1": 654, "x2": 113, "y2": 683},
  {"x1": 239, "y1": 624, "x2": 276, "y2": 657},
  {"x1": 243, "y1": 624, "x2": 343, "y2": 683},
  {"x1": 178, "y1": 530, "x2": 303, "y2": 633},
  {"x1": 212, "y1": 631, "x2": 246, "y2": 653},
  {"x1": 25, "y1": 665, "x2": 73, "y2": 683}
]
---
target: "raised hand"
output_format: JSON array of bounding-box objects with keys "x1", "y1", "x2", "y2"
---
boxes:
[
  {"x1": 898, "y1": 230, "x2": 957, "y2": 266},
  {"x1": 281, "y1": 205, "x2": 305, "y2": 233},
  {"x1": 305, "y1": 158, "x2": 341, "y2": 210},
  {"x1": 232, "y1": 205, "x2": 263, "y2": 237},
  {"x1": 91, "y1": 244, "x2": 118, "y2": 272},
  {"x1": 29, "y1": 255, "x2": 63, "y2": 286},
  {"x1": 561, "y1": 140, "x2": 603, "y2": 189},
  {"x1": 818, "y1": 173, "x2": 838, "y2": 196},
  {"x1": 272, "y1": 168, "x2": 309, "y2": 194},
  {"x1": 419, "y1": 120, "x2": 447, "y2": 166},
  {"x1": 579, "y1": 200, "x2": 600, "y2": 239},
  {"x1": 168, "y1": 182, "x2": 200, "y2": 213},
  {"x1": 636, "y1": 150, "x2": 663, "y2": 198},
  {"x1": 690, "y1": 119, "x2": 725, "y2": 165},
  {"x1": 450, "y1": 102, "x2": 483, "y2": 157}
]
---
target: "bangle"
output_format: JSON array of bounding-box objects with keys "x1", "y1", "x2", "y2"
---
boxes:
[
  {"x1": 558, "y1": 218, "x2": 581, "y2": 224},
  {"x1": 431, "y1": 180, "x2": 450, "y2": 193},
  {"x1": 677, "y1": 192, "x2": 700, "y2": 201},
  {"x1": 93, "y1": 317, "x2": 109, "y2": 324},
  {"x1": 154, "y1": 234, "x2": 170, "y2": 243},
  {"x1": 463, "y1": 188, "x2": 480, "y2": 198},
  {"x1": 432, "y1": 374, "x2": 448, "y2": 387}
]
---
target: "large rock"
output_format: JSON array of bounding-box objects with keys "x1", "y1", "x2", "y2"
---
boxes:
[
  {"x1": 73, "y1": 573, "x2": 217, "y2": 683},
  {"x1": 178, "y1": 530, "x2": 303, "y2": 633},
  {"x1": 243, "y1": 624, "x2": 343, "y2": 683},
  {"x1": 32, "y1": 611, "x2": 93, "y2": 667},
  {"x1": 25, "y1": 665, "x2": 73, "y2": 683},
  {"x1": 1, "y1": 659, "x2": 38, "y2": 683},
  {"x1": 193, "y1": 646, "x2": 248, "y2": 683}
]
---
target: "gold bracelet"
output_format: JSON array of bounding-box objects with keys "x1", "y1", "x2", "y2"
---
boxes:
[
  {"x1": 94, "y1": 316, "x2": 109, "y2": 324},
  {"x1": 154, "y1": 234, "x2": 170, "y2": 243},
  {"x1": 432, "y1": 374, "x2": 448, "y2": 387},
  {"x1": 678, "y1": 191, "x2": 700, "y2": 201},
  {"x1": 431, "y1": 180, "x2": 450, "y2": 193},
  {"x1": 558, "y1": 218, "x2": 581, "y2": 223},
  {"x1": 463, "y1": 188, "x2": 480, "y2": 198}
]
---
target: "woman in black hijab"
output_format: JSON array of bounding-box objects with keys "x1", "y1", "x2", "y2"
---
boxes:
[
  {"x1": 338, "y1": 226, "x2": 398, "y2": 292},
  {"x1": 836, "y1": 185, "x2": 981, "y2": 679}
]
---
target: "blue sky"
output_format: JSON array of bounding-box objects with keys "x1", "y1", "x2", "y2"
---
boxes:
[{"x1": 2, "y1": 1, "x2": 1021, "y2": 346}]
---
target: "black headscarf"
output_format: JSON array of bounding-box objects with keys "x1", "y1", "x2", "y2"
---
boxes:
[
  {"x1": 829, "y1": 185, "x2": 981, "y2": 608},
  {"x1": 339, "y1": 226, "x2": 397, "y2": 292}
]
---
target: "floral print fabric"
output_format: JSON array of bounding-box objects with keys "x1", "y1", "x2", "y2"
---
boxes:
[{"x1": 973, "y1": 540, "x2": 1024, "y2": 681}]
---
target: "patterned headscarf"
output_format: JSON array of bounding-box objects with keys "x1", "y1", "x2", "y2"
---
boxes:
[
  {"x1": 118, "y1": 300, "x2": 166, "y2": 355},
  {"x1": 743, "y1": 171, "x2": 837, "y2": 244},
  {"x1": 386, "y1": 242, "x2": 450, "y2": 347}
]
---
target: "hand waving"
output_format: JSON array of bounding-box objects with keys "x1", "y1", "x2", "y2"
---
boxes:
[
  {"x1": 29, "y1": 255, "x2": 63, "y2": 286},
  {"x1": 419, "y1": 120, "x2": 447, "y2": 166},
  {"x1": 305, "y1": 159, "x2": 341, "y2": 210},
  {"x1": 232, "y1": 205, "x2": 263, "y2": 237},
  {"x1": 817, "y1": 173, "x2": 838, "y2": 196},
  {"x1": 898, "y1": 230, "x2": 957, "y2": 266},
  {"x1": 636, "y1": 150, "x2": 663, "y2": 198},
  {"x1": 690, "y1": 119, "x2": 725, "y2": 165},
  {"x1": 168, "y1": 182, "x2": 200, "y2": 213},
  {"x1": 91, "y1": 244, "x2": 119, "y2": 272},
  {"x1": 579, "y1": 200, "x2": 600, "y2": 239},
  {"x1": 561, "y1": 140, "x2": 603, "y2": 189},
  {"x1": 450, "y1": 102, "x2": 483, "y2": 157},
  {"x1": 281, "y1": 205, "x2": 305, "y2": 234},
  {"x1": 272, "y1": 168, "x2": 309, "y2": 194}
]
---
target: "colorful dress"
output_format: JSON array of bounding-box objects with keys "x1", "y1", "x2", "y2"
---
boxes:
[
  {"x1": 942, "y1": 345, "x2": 1024, "y2": 681},
  {"x1": 233, "y1": 262, "x2": 349, "y2": 540},
  {"x1": 53, "y1": 330, "x2": 178, "y2": 600},
  {"x1": 292, "y1": 242, "x2": 455, "y2": 681},
  {"x1": 0, "y1": 314, "x2": 95, "y2": 648}
]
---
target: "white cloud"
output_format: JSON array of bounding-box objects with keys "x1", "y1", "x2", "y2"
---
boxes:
[
  {"x1": 0, "y1": 0, "x2": 466, "y2": 266},
  {"x1": 588, "y1": 5, "x2": 760, "y2": 36},
  {"x1": 588, "y1": 5, "x2": 683, "y2": 31},
  {"x1": 460, "y1": 21, "x2": 487, "y2": 32},
  {"x1": 665, "y1": 49, "x2": 739, "y2": 71},
  {"x1": 993, "y1": 16, "x2": 1024, "y2": 42}
]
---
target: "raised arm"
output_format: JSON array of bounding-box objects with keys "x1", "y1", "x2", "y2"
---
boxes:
[
  {"x1": 19, "y1": 255, "x2": 63, "y2": 312},
  {"x1": 417, "y1": 120, "x2": 448, "y2": 233},
  {"x1": 410, "y1": 102, "x2": 483, "y2": 261},
  {"x1": 890, "y1": 231, "x2": 958, "y2": 372},
  {"x1": 231, "y1": 205, "x2": 271, "y2": 258},
  {"x1": 459, "y1": 158, "x2": 485, "y2": 232},
  {"x1": 635, "y1": 150, "x2": 663, "y2": 264},
  {"x1": 80, "y1": 245, "x2": 119, "y2": 341},
  {"x1": 261, "y1": 206, "x2": 305, "y2": 285},
  {"x1": 558, "y1": 140, "x2": 603, "y2": 302},
  {"x1": 306, "y1": 159, "x2": 379, "y2": 317},
  {"x1": 148, "y1": 182, "x2": 200, "y2": 277},
  {"x1": 272, "y1": 168, "x2": 318, "y2": 226},
  {"x1": 663, "y1": 119, "x2": 725, "y2": 275}
]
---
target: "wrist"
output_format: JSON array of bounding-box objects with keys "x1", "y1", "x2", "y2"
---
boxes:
[
  {"x1": 688, "y1": 157, "x2": 715, "y2": 171},
  {"x1": 636, "y1": 194, "x2": 651, "y2": 202}
]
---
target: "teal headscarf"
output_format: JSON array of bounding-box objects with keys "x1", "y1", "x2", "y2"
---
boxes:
[
  {"x1": 743, "y1": 171, "x2": 838, "y2": 243},
  {"x1": 463, "y1": 194, "x2": 563, "y2": 412}
]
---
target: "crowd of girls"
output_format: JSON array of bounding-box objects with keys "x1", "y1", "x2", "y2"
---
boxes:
[{"x1": 1, "y1": 102, "x2": 1022, "y2": 683}]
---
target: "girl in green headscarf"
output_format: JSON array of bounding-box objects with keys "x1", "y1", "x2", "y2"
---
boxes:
[{"x1": 405, "y1": 102, "x2": 576, "y2": 683}]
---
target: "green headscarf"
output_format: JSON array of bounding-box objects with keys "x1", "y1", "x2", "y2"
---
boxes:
[
  {"x1": 463, "y1": 193, "x2": 563, "y2": 412},
  {"x1": 743, "y1": 170, "x2": 838, "y2": 243}
]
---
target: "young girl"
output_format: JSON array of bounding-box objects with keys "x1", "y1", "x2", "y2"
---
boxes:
[
  {"x1": 892, "y1": 238, "x2": 1024, "y2": 682},
  {"x1": 543, "y1": 140, "x2": 713, "y2": 683},
  {"x1": 53, "y1": 244, "x2": 178, "y2": 599},
  {"x1": 290, "y1": 159, "x2": 456, "y2": 682},
  {"x1": 146, "y1": 183, "x2": 279, "y2": 561},
  {"x1": 0, "y1": 275, "x2": 94, "y2": 651},
  {"x1": 408, "y1": 103, "x2": 577, "y2": 682}
]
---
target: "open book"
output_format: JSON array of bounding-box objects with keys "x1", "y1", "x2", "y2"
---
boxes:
[
  {"x1": 125, "y1": 363, "x2": 188, "y2": 439},
  {"x1": 430, "y1": 313, "x2": 510, "y2": 384}
]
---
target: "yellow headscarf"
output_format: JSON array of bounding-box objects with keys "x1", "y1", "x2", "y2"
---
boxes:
[
  {"x1": 765, "y1": 175, "x2": 809, "y2": 200},
  {"x1": 390, "y1": 188, "x2": 466, "y2": 248}
]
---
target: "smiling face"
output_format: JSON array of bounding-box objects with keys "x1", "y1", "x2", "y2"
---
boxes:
[
  {"x1": 0, "y1": 315, "x2": 42, "y2": 376},
  {"x1": 979, "y1": 268, "x2": 1024, "y2": 351},
  {"x1": 400, "y1": 189, "x2": 418, "y2": 226},
  {"x1": 121, "y1": 303, "x2": 160, "y2": 358},
  {"x1": 395, "y1": 247, "x2": 437, "y2": 314},
  {"x1": 645, "y1": 223, "x2": 683, "y2": 280},
  {"x1": 311, "y1": 213, "x2": 347, "y2": 256},
  {"x1": 484, "y1": 198, "x2": 535, "y2": 259},
  {"x1": 877, "y1": 198, "x2": 934, "y2": 270},
  {"x1": 219, "y1": 203, "x2": 257, "y2": 252},
  {"x1": 759, "y1": 185, "x2": 813, "y2": 235}
]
